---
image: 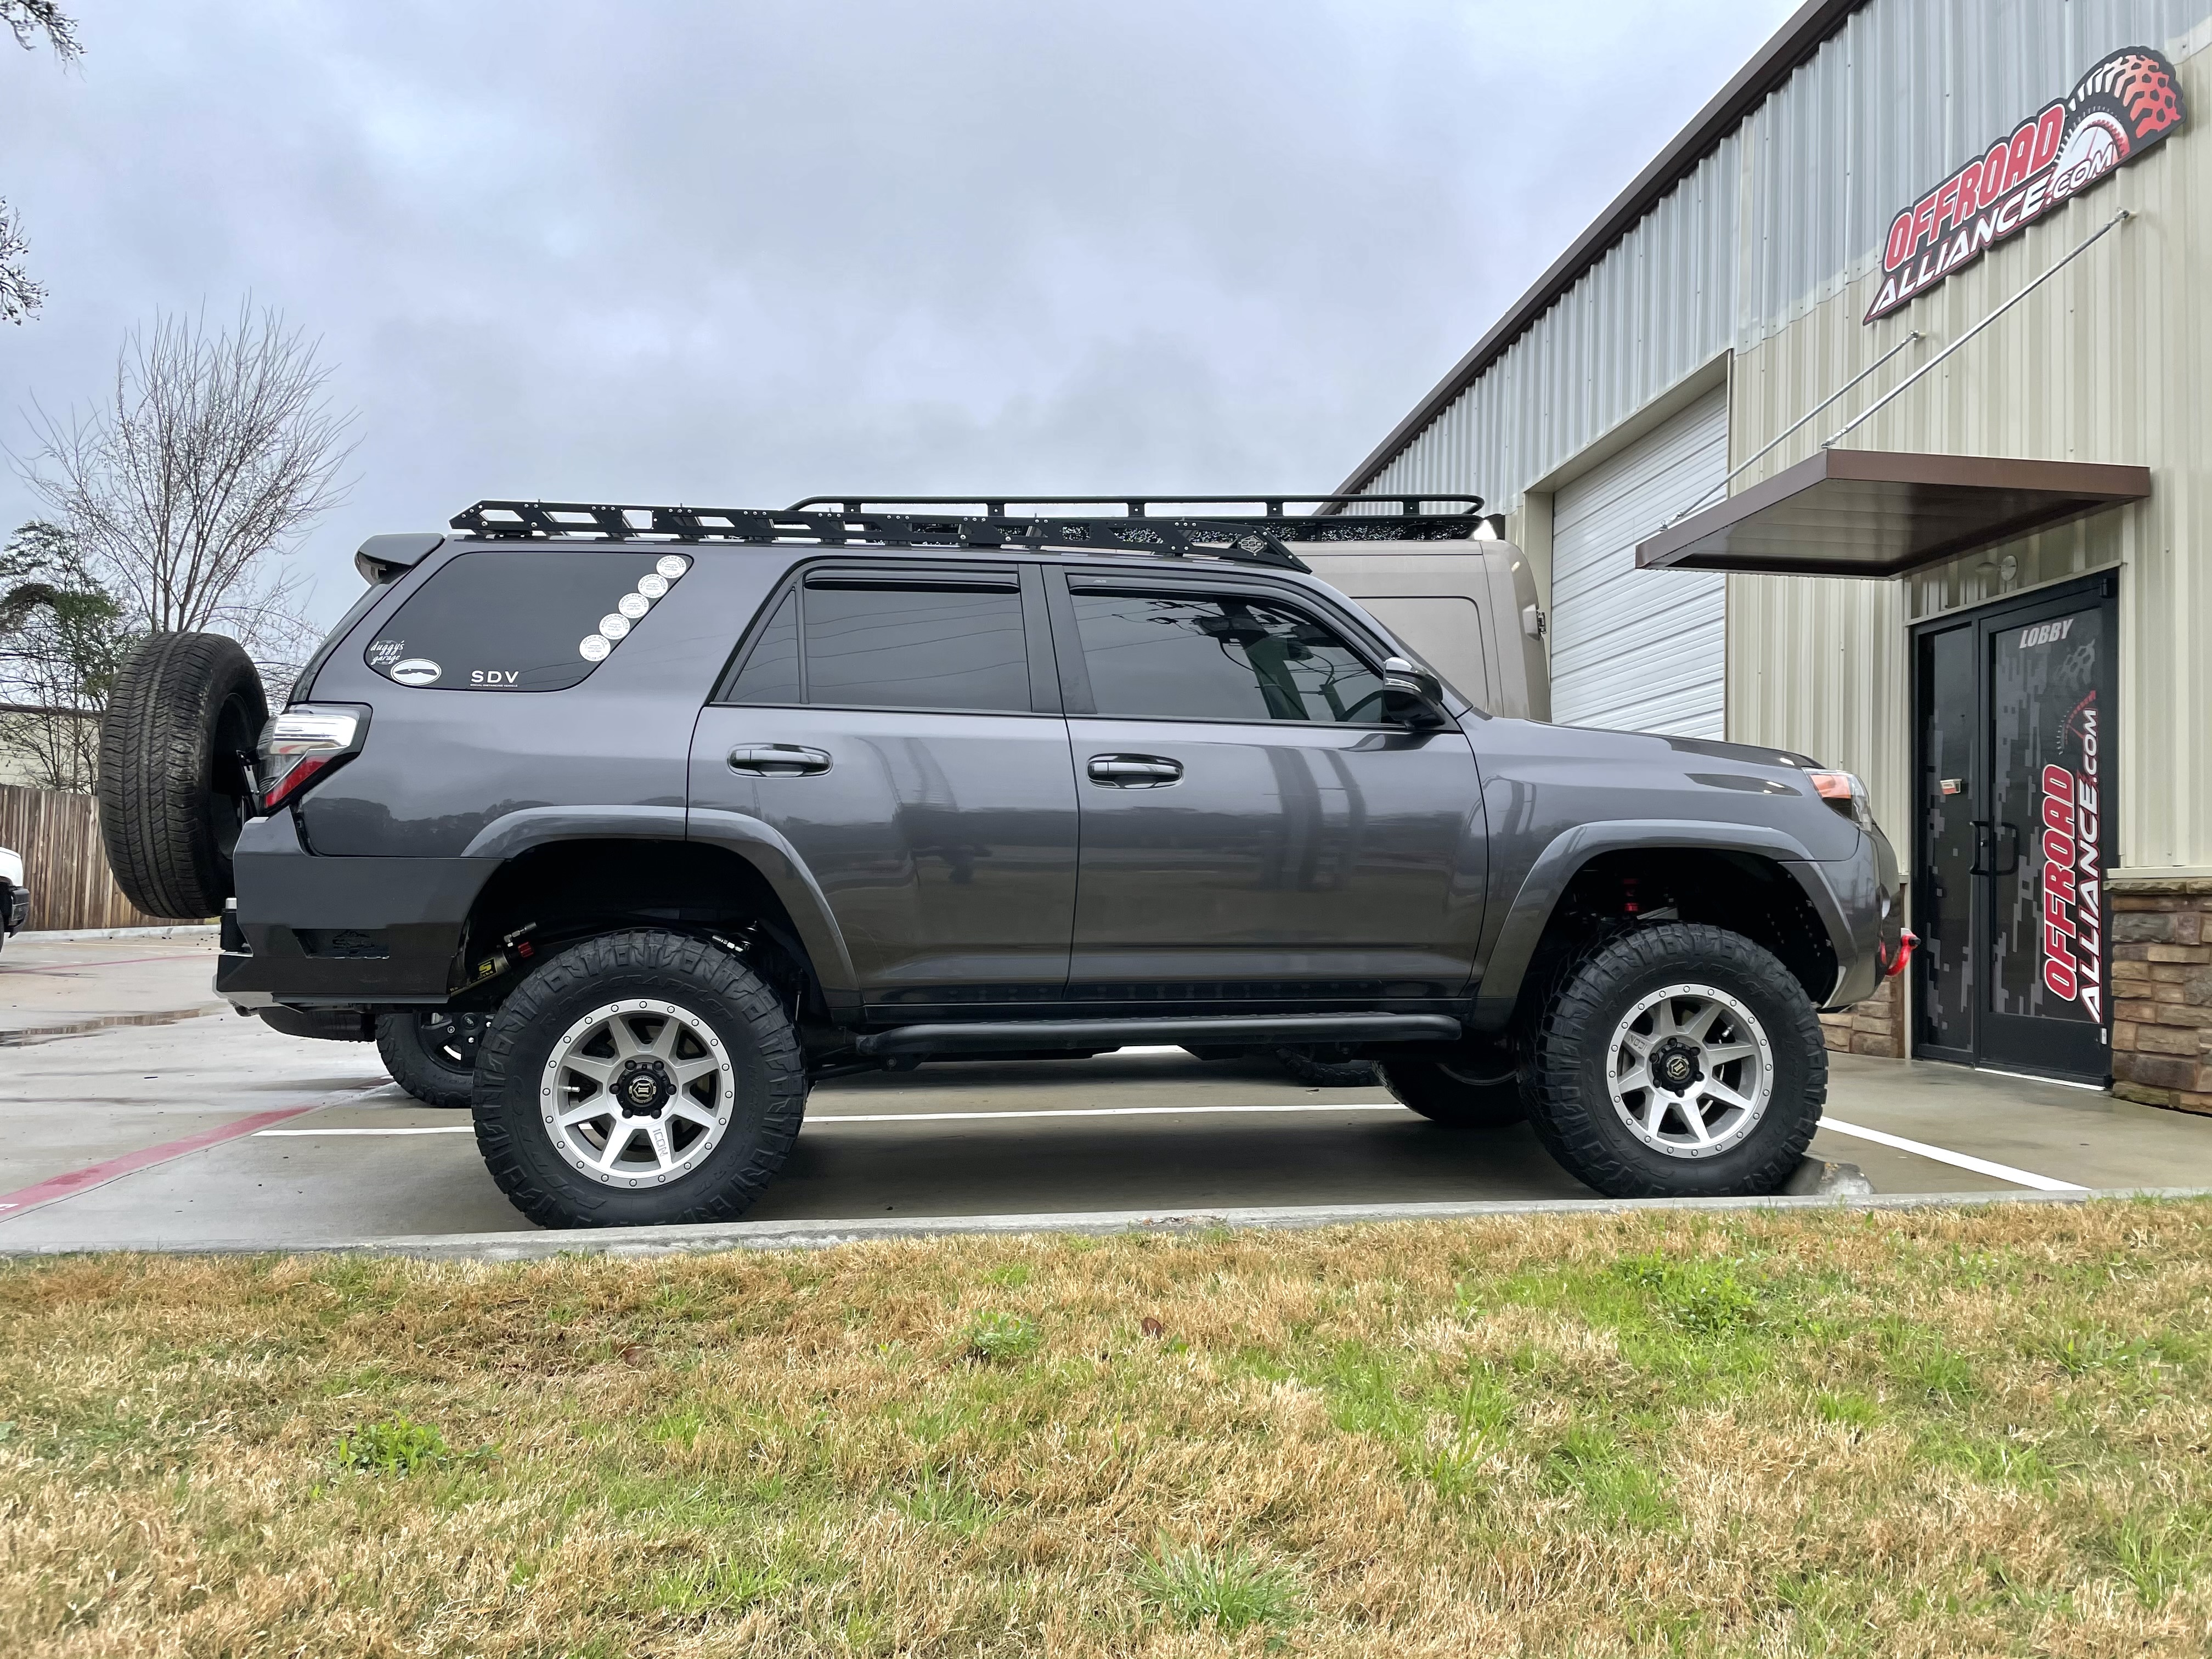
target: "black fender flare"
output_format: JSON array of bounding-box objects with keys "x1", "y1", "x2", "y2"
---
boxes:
[
  {"x1": 1469, "y1": 819, "x2": 1849, "y2": 1031},
  {"x1": 460, "y1": 804, "x2": 859, "y2": 999}
]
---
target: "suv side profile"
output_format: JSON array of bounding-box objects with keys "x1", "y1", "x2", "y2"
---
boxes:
[{"x1": 98, "y1": 495, "x2": 1906, "y2": 1227}]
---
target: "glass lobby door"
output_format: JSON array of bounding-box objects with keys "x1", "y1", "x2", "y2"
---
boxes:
[{"x1": 1912, "y1": 573, "x2": 2115, "y2": 1084}]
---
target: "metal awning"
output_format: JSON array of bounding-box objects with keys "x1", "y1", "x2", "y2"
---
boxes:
[{"x1": 1634, "y1": 450, "x2": 2151, "y2": 578}]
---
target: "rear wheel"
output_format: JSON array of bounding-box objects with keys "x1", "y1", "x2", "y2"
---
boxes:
[
  {"x1": 97, "y1": 633, "x2": 268, "y2": 919},
  {"x1": 1378, "y1": 1053, "x2": 1526, "y2": 1127},
  {"x1": 1273, "y1": 1046, "x2": 1381, "y2": 1088},
  {"x1": 473, "y1": 930, "x2": 806, "y2": 1228},
  {"x1": 1523, "y1": 923, "x2": 1824, "y2": 1198},
  {"x1": 377, "y1": 1010, "x2": 488, "y2": 1109}
]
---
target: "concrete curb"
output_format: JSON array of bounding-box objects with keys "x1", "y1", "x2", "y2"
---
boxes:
[
  {"x1": 14, "y1": 923, "x2": 219, "y2": 943},
  {"x1": 8, "y1": 1185, "x2": 2210, "y2": 1261}
]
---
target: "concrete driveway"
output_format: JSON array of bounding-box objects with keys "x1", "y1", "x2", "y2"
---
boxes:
[{"x1": 4, "y1": 932, "x2": 2211, "y2": 1251}]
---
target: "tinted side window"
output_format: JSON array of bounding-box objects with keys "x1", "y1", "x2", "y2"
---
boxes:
[
  {"x1": 1070, "y1": 589, "x2": 1387, "y2": 723},
  {"x1": 802, "y1": 582, "x2": 1030, "y2": 712},
  {"x1": 363, "y1": 549, "x2": 689, "y2": 692},
  {"x1": 721, "y1": 592, "x2": 799, "y2": 703}
]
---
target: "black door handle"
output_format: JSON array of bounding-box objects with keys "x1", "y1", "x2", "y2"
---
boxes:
[
  {"x1": 1086, "y1": 754, "x2": 1182, "y2": 788},
  {"x1": 728, "y1": 743, "x2": 832, "y2": 776},
  {"x1": 1993, "y1": 821, "x2": 2023, "y2": 876}
]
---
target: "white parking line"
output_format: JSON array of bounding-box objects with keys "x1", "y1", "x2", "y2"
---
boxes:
[
  {"x1": 1818, "y1": 1118, "x2": 2084, "y2": 1192},
  {"x1": 247, "y1": 1104, "x2": 2086, "y2": 1193}
]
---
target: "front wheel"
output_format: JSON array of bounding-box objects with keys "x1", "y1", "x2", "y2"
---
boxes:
[
  {"x1": 472, "y1": 930, "x2": 806, "y2": 1228},
  {"x1": 1377, "y1": 1053, "x2": 1526, "y2": 1128},
  {"x1": 1524, "y1": 923, "x2": 1825, "y2": 1198}
]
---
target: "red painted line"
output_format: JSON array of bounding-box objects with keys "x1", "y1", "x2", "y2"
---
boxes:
[{"x1": 0, "y1": 1105, "x2": 321, "y2": 1221}]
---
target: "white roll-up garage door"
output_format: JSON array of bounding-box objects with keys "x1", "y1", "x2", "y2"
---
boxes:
[{"x1": 1549, "y1": 387, "x2": 1727, "y2": 738}]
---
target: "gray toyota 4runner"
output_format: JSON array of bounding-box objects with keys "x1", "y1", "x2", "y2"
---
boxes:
[{"x1": 97, "y1": 495, "x2": 1906, "y2": 1228}]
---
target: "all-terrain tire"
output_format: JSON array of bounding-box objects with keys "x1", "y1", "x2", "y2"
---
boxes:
[
  {"x1": 473, "y1": 930, "x2": 806, "y2": 1228},
  {"x1": 1272, "y1": 1046, "x2": 1381, "y2": 1088},
  {"x1": 1378, "y1": 1053, "x2": 1527, "y2": 1128},
  {"x1": 377, "y1": 1011, "x2": 488, "y2": 1109},
  {"x1": 97, "y1": 633, "x2": 268, "y2": 919},
  {"x1": 1524, "y1": 922, "x2": 1825, "y2": 1199}
]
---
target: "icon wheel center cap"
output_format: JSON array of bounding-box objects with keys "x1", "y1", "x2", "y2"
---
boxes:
[
  {"x1": 1650, "y1": 1038, "x2": 1703, "y2": 1094},
  {"x1": 616, "y1": 1059, "x2": 674, "y2": 1116}
]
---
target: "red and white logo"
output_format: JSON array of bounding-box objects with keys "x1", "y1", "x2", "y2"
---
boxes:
[
  {"x1": 2038, "y1": 696, "x2": 2105, "y2": 1021},
  {"x1": 1864, "y1": 48, "x2": 2185, "y2": 324}
]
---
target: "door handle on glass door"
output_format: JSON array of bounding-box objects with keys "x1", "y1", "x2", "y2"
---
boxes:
[
  {"x1": 1086, "y1": 754, "x2": 1182, "y2": 787},
  {"x1": 727, "y1": 744, "x2": 832, "y2": 776}
]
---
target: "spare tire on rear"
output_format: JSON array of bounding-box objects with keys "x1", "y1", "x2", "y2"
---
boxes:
[{"x1": 97, "y1": 632, "x2": 268, "y2": 919}]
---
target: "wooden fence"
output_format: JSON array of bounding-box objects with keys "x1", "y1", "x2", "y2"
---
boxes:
[{"x1": 0, "y1": 784, "x2": 177, "y2": 932}]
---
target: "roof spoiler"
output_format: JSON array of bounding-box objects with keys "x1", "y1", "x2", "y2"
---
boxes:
[{"x1": 354, "y1": 533, "x2": 444, "y2": 585}]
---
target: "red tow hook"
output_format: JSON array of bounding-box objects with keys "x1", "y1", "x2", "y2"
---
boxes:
[{"x1": 1882, "y1": 928, "x2": 1918, "y2": 980}]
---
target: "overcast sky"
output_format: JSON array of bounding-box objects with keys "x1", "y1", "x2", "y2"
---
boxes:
[{"x1": 4, "y1": 0, "x2": 1796, "y2": 626}]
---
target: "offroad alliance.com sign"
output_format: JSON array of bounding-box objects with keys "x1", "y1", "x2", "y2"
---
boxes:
[{"x1": 1864, "y1": 46, "x2": 2186, "y2": 324}]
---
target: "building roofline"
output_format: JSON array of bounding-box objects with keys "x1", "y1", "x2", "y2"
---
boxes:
[{"x1": 1333, "y1": 0, "x2": 1869, "y2": 503}]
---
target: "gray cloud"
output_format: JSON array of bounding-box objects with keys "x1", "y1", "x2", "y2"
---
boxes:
[{"x1": 3, "y1": 0, "x2": 1795, "y2": 625}]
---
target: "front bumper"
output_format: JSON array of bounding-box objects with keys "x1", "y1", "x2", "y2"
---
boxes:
[{"x1": 1788, "y1": 822, "x2": 1904, "y2": 1012}]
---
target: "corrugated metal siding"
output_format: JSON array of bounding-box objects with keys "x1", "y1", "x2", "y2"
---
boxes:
[
  {"x1": 1736, "y1": 0, "x2": 2212, "y2": 349},
  {"x1": 1550, "y1": 390, "x2": 1729, "y2": 737},
  {"x1": 1356, "y1": 0, "x2": 2212, "y2": 868},
  {"x1": 1729, "y1": 24, "x2": 2212, "y2": 870}
]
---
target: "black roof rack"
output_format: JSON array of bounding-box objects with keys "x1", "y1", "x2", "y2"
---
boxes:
[{"x1": 447, "y1": 493, "x2": 1488, "y2": 576}]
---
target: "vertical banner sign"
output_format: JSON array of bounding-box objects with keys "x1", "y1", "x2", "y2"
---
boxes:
[
  {"x1": 1990, "y1": 610, "x2": 2109, "y2": 1029},
  {"x1": 1865, "y1": 47, "x2": 2186, "y2": 323}
]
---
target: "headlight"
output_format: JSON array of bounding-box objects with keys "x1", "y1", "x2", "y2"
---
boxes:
[{"x1": 1807, "y1": 769, "x2": 1874, "y2": 832}]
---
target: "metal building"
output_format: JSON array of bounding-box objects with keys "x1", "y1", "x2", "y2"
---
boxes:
[{"x1": 1339, "y1": 0, "x2": 2212, "y2": 1098}]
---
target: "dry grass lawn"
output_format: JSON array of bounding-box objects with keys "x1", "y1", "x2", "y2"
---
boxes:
[{"x1": 3, "y1": 1201, "x2": 2211, "y2": 1656}]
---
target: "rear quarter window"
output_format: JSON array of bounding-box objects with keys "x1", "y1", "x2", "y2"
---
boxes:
[{"x1": 363, "y1": 549, "x2": 692, "y2": 691}]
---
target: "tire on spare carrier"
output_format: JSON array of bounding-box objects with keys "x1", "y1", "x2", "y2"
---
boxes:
[{"x1": 97, "y1": 632, "x2": 268, "y2": 919}]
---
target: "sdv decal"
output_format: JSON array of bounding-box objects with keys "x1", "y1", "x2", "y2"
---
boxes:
[{"x1": 470, "y1": 670, "x2": 521, "y2": 685}]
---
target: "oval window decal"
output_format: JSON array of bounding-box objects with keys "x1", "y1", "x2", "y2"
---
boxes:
[{"x1": 391, "y1": 658, "x2": 442, "y2": 686}]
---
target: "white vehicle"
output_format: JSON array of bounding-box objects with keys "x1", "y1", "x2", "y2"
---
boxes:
[{"x1": 0, "y1": 844, "x2": 27, "y2": 952}]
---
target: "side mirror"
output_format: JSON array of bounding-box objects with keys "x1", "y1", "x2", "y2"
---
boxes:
[{"x1": 1380, "y1": 656, "x2": 1446, "y2": 727}]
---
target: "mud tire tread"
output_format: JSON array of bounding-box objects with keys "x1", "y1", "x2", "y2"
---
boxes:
[
  {"x1": 473, "y1": 930, "x2": 806, "y2": 1228},
  {"x1": 1523, "y1": 922, "x2": 1826, "y2": 1199},
  {"x1": 97, "y1": 631, "x2": 267, "y2": 919},
  {"x1": 377, "y1": 1013, "x2": 478, "y2": 1110}
]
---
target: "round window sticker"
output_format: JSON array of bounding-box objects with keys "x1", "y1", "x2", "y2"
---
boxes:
[
  {"x1": 599, "y1": 613, "x2": 631, "y2": 640},
  {"x1": 579, "y1": 635, "x2": 611, "y2": 662},
  {"x1": 617, "y1": 591, "x2": 650, "y2": 619},
  {"x1": 656, "y1": 554, "x2": 690, "y2": 580},
  {"x1": 637, "y1": 573, "x2": 669, "y2": 599},
  {"x1": 391, "y1": 658, "x2": 442, "y2": 686}
]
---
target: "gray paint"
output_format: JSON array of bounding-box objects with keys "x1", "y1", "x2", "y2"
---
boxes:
[{"x1": 229, "y1": 541, "x2": 1898, "y2": 1046}]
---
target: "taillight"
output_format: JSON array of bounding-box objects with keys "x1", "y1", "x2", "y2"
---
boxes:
[
  {"x1": 259, "y1": 704, "x2": 369, "y2": 811},
  {"x1": 1807, "y1": 769, "x2": 1875, "y2": 832}
]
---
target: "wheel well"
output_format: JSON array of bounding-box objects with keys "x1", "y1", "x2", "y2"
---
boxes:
[
  {"x1": 456, "y1": 839, "x2": 823, "y2": 1025},
  {"x1": 1513, "y1": 848, "x2": 1836, "y2": 1026}
]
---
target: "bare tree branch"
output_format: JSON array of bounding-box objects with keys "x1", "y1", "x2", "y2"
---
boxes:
[
  {"x1": 19, "y1": 302, "x2": 358, "y2": 650},
  {"x1": 0, "y1": 198, "x2": 41, "y2": 324},
  {"x1": 2, "y1": 1, "x2": 77, "y2": 60}
]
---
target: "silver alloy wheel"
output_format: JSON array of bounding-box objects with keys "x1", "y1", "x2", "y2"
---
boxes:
[
  {"x1": 1604, "y1": 982, "x2": 1774, "y2": 1159},
  {"x1": 539, "y1": 998, "x2": 737, "y2": 1188}
]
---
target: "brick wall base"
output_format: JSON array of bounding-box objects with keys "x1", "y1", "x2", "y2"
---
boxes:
[
  {"x1": 2111, "y1": 877, "x2": 2212, "y2": 1116},
  {"x1": 1818, "y1": 971, "x2": 1904, "y2": 1059}
]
